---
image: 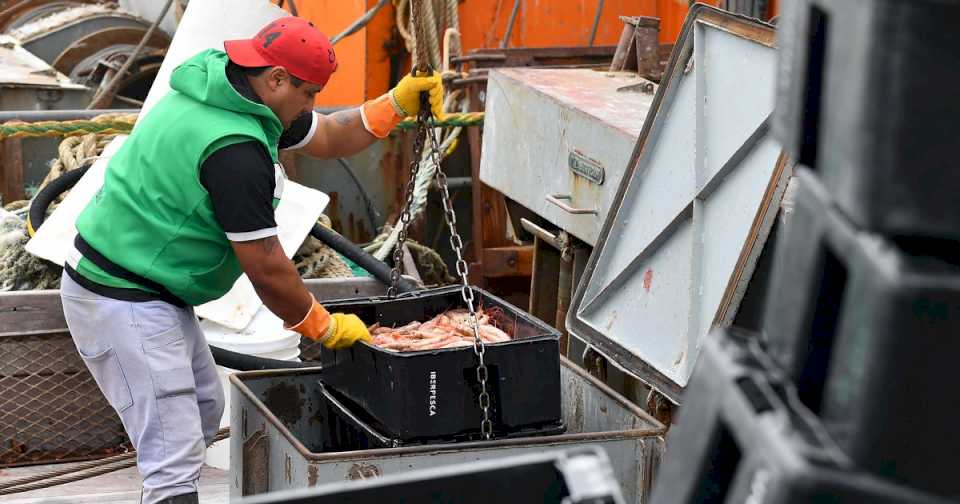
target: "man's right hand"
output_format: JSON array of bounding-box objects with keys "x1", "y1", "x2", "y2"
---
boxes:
[{"x1": 285, "y1": 295, "x2": 371, "y2": 349}]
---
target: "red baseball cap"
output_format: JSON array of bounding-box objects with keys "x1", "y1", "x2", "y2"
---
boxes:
[{"x1": 224, "y1": 16, "x2": 337, "y2": 87}]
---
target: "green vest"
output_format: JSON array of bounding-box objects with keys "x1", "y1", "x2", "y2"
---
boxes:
[{"x1": 74, "y1": 49, "x2": 284, "y2": 306}]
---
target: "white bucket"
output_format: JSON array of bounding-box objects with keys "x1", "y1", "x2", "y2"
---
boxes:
[{"x1": 202, "y1": 305, "x2": 301, "y2": 470}]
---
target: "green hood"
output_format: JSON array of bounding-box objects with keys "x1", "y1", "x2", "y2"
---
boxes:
[
  {"x1": 170, "y1": 49, "x2": 283, "y2": 143},
  {"x1": 72, "y1": 48, "x2": 287, "y2": 306}
]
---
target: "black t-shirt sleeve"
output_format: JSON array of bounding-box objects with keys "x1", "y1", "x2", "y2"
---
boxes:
[
  {"x1": 199, "y1": 141, "x2": 278, "y2": 241},
  {"x1": 279, "y1": 110, "x2": 317, "y2": 150}
]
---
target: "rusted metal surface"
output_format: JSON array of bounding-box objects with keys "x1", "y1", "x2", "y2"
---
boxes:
[
  {"x1": 610, "y1": 16, "x2": 661, "y2": 80},
  {"x1": 242, "y1": 428, "x2": 269, "y2": 496},
  {"x1": 12, "y1": 6, "x2": 142, "y2": 57},
  {"x1": 230, "y1": 358, "x2": 666, "y2": 502},
  {"x1": 452, "y1": 45, "x2": 617, "y2": 69},
  {"x1": 0, "y1": 0, "x2": 88, "y2": 32},
  {"x1": 1, "y1": 137, "x2": 25, "y2": 204},
  {"x1": 50, "y1": 25, "x2": 170, "y2": 75}
]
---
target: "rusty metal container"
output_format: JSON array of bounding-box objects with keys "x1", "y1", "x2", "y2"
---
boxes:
[{"x1": 229, "y1": 358, "x2": 666, "y2": 503}]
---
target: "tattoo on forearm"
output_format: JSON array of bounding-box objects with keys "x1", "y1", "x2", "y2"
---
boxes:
[
  {"x1": 333, "y1": 108, "x2": 360, "y2": 127},
  {"x1": 260, "y1": 237, "x2": 278, "y2": 254}
]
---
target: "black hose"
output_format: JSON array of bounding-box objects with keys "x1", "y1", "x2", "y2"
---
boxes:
[
  {"x1": 27, "y1": 163, "x2": 91, "y2": 236},
  {"x1": 210, "y1": 344, "x2": 314, "y2": 370},
  {"x1": 28, "y1": 162, "x2": 415, "y2": 371},
  {"x1": 309, "y1": 223, "x2": 418, "y2": 293}
]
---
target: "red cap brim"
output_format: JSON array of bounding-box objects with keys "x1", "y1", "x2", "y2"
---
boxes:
[{"x1": 224, "y1": 39, "x2": 272, "y2": 67}]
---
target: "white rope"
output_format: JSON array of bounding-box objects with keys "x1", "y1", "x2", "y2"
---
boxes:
[
  {"x1": 371, "y1": 91, "x2": 468, "y2": 260},
  {"x1": 373, "y1": 0, "x2": 464, "y2": 260}
]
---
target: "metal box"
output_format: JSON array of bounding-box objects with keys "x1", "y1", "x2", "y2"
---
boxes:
[
  {"x1": 229, "y1": 358, "x2": 666, "y2": 503},
  {"x1": 566, "y1": 6, "x2": 788, "y2": 403},
  {"x1": 479, "y1": 67, "x2": 657, "y2": 246},
  {"x1": 319, "y1": 286, "x2": 562, "y2": 444}
]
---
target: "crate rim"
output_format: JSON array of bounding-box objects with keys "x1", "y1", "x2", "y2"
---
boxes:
[
  {"x1": 229, "y1": 357, "x2": 666, "y2": 463},
  {"x1": 322, "y1": 284, "x2": 563, "y2": 356}
]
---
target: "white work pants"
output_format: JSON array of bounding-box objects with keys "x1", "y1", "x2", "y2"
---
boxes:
[{"x1": 60, "y1": 272, "x2": 224, "y2": 504}]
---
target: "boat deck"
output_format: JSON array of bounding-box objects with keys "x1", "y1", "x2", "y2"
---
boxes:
[{"x1": 0, "y1": 463, "x2": 229, "y2": 503}]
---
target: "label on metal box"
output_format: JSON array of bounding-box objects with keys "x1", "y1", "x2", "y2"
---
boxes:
[{"x1": 568, "y1": 150, "x2": 605, "y2": 185}]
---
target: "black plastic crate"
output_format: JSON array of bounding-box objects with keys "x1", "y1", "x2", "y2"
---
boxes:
[
  {"x1": 761, "y1": 169, "x2": 960, "y2": 496},
  {"x1": 773, "y1": 0, "x2": 960, "y2": 239},
  {"x1": 650, "y1": 328, "x2": 952, "y2": 504},
  {"x1": 318, "y1": 286, "x2": 563, "y2": 443},
  {"x1": 316, "y1": 383, "x2": 394, "y2": 451},
  {"x1": 240, "y1": 446, "x2": 625, "y2": 504}
]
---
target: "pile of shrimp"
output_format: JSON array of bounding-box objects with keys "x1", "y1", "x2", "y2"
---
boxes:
[{"x1": 369, "y1": 308, "x2": 513, "y2": 352}]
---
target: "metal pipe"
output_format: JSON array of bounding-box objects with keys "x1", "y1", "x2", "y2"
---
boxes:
[
  {"x1": 441, "y1": 176, "x2": 473, "y2": 190},
  {"x1": 555, "y1": 232, "x2": 573, "y2": 355},
  {"x1": 520, "y1": 218, "x2": 566, "y2": 250},
  {"x1": 501, "y1": 0, "x2": 521, "y2": 49},
  {"x1": 588, "y1": 0, "x2": 606, "y2": 46},
  {"x1": 0, "y1": 109, "x2": 140, "y2": 122}
]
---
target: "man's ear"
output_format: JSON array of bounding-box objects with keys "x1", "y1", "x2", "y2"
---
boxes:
[{"x1": 265, "y1": 66, "x2": 290, "y2": 90}]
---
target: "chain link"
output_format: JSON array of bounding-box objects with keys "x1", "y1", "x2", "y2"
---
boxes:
[
  {"x1": 386, "y1": 118, "x2": 425, "y2": 298},
  {"x1": 397, "y1": 0, "x2": 492, "y2": 440},
  {"x1": 423, "y1": 114, "x2": 493, "y2": 440}
]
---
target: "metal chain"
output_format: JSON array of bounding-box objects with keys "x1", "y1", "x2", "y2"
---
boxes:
[
  {"x1": 389, "y1": 0, "x2": 429, "y2": 298},
  {"x1": 387, "y1": 117, "x2": 425, "y2": 298},
  {"x1": 398, "y1": 0, "x2": 492, "y2": 440},
  {"x1": 422, "y1": 111, "x2": 492, "y2": 440}
]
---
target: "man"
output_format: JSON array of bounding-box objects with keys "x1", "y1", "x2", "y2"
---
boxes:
[{"x1": 58, "y1": 17, "x2": 443, "y2": 504}]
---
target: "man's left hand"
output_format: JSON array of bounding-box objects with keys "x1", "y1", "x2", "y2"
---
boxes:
[{"x1": 390, "y1": 71, "x2": 444, "y2": 119}]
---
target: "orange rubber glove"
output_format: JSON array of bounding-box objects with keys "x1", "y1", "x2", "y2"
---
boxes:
[
  {"x1": 285, "y1": 295, "x2": 371, "y2": 349},
  {"x1": 360, "y1": 71, "x2": 444, "y2": 138}
]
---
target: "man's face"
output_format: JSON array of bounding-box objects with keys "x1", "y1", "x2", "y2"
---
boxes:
[{"x1": 260, "y1": 67, "x2": 323, "y2": 128}]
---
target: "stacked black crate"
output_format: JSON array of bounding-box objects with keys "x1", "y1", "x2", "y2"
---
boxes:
[{"x1": 652, "y1": 0, "x2": 960, "y2": 502}]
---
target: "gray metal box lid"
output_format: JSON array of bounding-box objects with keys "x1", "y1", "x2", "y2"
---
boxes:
[{"x1": 566, "y1": 6, "x2": 790, "y2": 403}]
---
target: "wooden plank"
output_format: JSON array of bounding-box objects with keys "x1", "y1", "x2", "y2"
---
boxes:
[
  {"x1": 1, "y1": 137, "x2": 25, "y2": 205},
  {"x1": 481, "y1": 245, "x2": 533, "y2": 278}
]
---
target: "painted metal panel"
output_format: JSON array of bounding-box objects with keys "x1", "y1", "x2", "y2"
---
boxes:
[
  {"x1": 230, "y1": 360, "x2": 665, "y2": 503},
  {"x1": 566, "y1": 6, "x2": 787, "y2": 403},
  {"x1": 479, "y1": 68, "x2": 657, "y2": 245}
]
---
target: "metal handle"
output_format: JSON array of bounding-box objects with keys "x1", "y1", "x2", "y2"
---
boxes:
[{"x1": 546, "y1": 194, "x2": 598, "y2": 215}]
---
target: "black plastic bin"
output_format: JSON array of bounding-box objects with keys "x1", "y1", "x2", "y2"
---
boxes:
[
  {"x1": 316, "y1": 383, "x2": 394, "y2": 451},
  {"x1": 650, "y1": 328, "x2": 952, "y2": 504},
  {"x1": 318, "y1": 286, "x2": 563, "y2": 443},
  {"x1": 761, "y1": 169, "x2": 960, "y2": 497},
  {"x1": 773, "y1": 0, "x2": 960, "y2": 240}
]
